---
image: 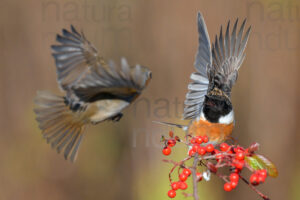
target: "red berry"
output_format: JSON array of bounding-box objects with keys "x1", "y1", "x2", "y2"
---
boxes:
[
  {"x1": 192, "y1": 144, "x2": 200, "y2": 152},
  {"x1": 162, "y1": 147, "x2": 171, "y2": 156},
  {"x1": 189, "y1": 149, "x2": 196, "y2": 156},
  {"x1": 224, "y1": 182, "x2": 233, "y2": 192},
  {"x1": 230, "y1": 181, "x2": 238, "y2": 189},
  {"x1": 171, "y1": 182, "x2": 179, "y2": 190},
  {"x1": 190, "y1": 138, "x2": 196, "y2": 144},
  {"x1": 168, "y1": 190, "x2": 176, "y2": 198},
  {"x1": 235, "y1": 152, "x2": 245, "y2": 160},
  {"x1": 198, "y1": 147, "x2": 206, "y2": 155},
  {"x1": 259, "y1": 169, "x2": 267, "y2": 178},
  {"x1": 233, "y1": 147, "x2": 244, "y2": 153},
  {"x1": 213, "y1": 149, "x2": 220, "y2": 154},
  {"x1": 196, "y1": 172, "x2": 203, "y2": 182},
  {"x1": 195, "y1": 136, "x2": 203, "y2": 144},
  {"x1": 182, "y1": 168, "x2": 192, "y2": 176},
  {"x1": 234, "y1": 160, "x2": 244, "y2": 170},
  {"x1": 179, "y1": 181, "x2": 188, "y2": 190},
  {"x1": 202, "y1": 135, "x2": 209, "y2": 143},
  {"x1": 167, "y1": 139, "x2": 176, "y2": 147},
  {"x1": 250, "y1": 174, "x2": 259, "y2": 186},
  {"x1": 232, "y1": 168, "x2": 239, "y2": 173},
  {"x1": 169, "y1": 131, "x2": 174, "y2": 137},
  {"x1": 179, "y1": 173, "x2": 188, "y2": 181},
  {"x1": 220, "y1": 143, "x2": 230, "y2": 152},
  {"x1": 206, "y1": 144, "x2": 214, "y2": 152},
  {"x1": 229, "y1": 173, "x2": 239, "y2": 182},
  {"x1": 258, "y1": 174, "x2": 265, "y2": 183}
]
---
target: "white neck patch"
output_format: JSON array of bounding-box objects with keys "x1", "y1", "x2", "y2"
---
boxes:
[
  {"x1": 218, "y1": 110, "x2": 234, "y2": 124},
  {"x1": 199, "y1": 109, "x2": 234, "y2": 124},
  {"x1": 199, "y1": 110, "x2": 206, "y2": 121}
]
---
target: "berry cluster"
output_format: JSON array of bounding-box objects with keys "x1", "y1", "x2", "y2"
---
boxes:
[
  {"x1": 250, "y1": 169, "x2": 267, "y2": 186},
  {"x1": 162, "y1": 131, "x2": 179, "y2": 156},
  {"x1": 188, "y1": 135, "x2": 210, "y2": 156},
  {"x1": 224, "y1": 173, "x2": 239, "y2": 191},
  {"x1": 167, "y1": 168, "x2": 203, "y2": 198},
  {"x1": 161, "y1": 132, "x2": 276, "y2": 199}
]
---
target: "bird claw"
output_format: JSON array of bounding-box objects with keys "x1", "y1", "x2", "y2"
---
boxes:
[{"x1": 111, "y1": 113, "x2": 123, "y2": 122}]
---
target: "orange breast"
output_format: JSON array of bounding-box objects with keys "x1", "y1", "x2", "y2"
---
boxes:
[{"x1": 188, "y1": 119, "x2": 234, "y2": 144}]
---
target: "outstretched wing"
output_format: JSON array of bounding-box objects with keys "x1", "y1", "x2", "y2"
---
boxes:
[
  {"x1": 51, "y1": 26, "x2": 151, "y2": 103},
  {"x1": 183, "y1": 12, "x2": 211, "y2": 120},
  {"x1": 72, "y1": 58, "x2": 150, "y2": 102},
  {"x1": 210, "y1": 19, "x2": 251, "y2": 96},
  {"x1": 51, "y1": 25, "x2": 102, "y2": 90}
]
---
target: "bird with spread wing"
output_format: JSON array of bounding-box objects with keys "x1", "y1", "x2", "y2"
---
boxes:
[
  {"x1": 34, "y1": 26, "x2": 152, "y2": 162},
  {"x1": 156, "y1": 12, "x2": 251, "y2": 145}
]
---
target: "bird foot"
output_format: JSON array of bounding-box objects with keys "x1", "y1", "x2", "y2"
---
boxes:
[{"x1": 111, "y1": 113, "x2": 123, "y2": 122}]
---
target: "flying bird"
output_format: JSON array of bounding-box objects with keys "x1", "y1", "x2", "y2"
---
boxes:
[
  {"x1": 155, "y1": 12, "x2": 251, "y2": 145},
  {"x1": 34, "y1": 26, "x2": 152, "y2": 162}
]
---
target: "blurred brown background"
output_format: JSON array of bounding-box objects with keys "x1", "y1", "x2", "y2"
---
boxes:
[{"x1": 0, "y1": 0, "x2": 299, "y2": 199}]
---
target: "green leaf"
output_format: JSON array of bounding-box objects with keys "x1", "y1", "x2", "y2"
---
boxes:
[{"x1": 245, "y1": 154, "x2": 278, "y2": 177}]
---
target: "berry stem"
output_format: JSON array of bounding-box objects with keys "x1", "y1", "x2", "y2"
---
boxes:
[
  {"x1": 239, "y1": 174, "x2": 270, "y2": 200},
  {"x1": 201, "y1": 161, "x2": 229, "y2": 182},
  {"x1": 191, "y1": 154, "x2": 200, "y2": 200},
  {"x1": 162, "y1": 157, "x2": 192, "y2": 183}
]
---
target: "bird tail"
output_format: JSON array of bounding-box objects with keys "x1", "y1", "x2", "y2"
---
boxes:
[
  {"x1": 152, "y1": 121, "x2": 188, "y2": 131},
  {"x1": 34, "y1": 91, "x2": 86, "y2": 162}
]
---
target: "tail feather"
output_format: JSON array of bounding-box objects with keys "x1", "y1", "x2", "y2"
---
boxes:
[
  {"x1": 34, "y1": 91, "x2": 86, "y2": 162},
  {"x1": 64, "y1": 129, "x2": 85, "y2": 161},
  {"x1": 152, "y1": 121, "x2": 188, "y2": 131}
]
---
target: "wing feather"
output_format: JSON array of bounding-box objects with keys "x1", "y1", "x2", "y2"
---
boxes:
[
  {"x1": 72, "y1": 58, "x2": 150, "y2": 102},
  {"x1": 183, "y1": 12, "x2": 211, "y2": 120},
  {"x1": 52, "y1": 26, "x2": 151, "y2": 104},
  {"x1": 211, "y1": 18, "x2": 251, "y2": 95},
  {"x1": 183, "y1": 12, "x2": 251, "y2": 119},
  {"x1": 51, "y1": 25, "x2": 99, "y2": 90}
]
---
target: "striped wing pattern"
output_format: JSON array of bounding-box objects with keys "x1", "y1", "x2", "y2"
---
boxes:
[
  {"x1": 211, "y1": 18, "x2": 251, "y2": 96},
  {"x1": 183, "y1": 12, "x2": 211, "y2": 119},
  {"x1": 183, "y1": 12, "x2": 251, "y2": 119},
  {"x1": 52, "y1": 26, "x2": 150, "y2": 103}
]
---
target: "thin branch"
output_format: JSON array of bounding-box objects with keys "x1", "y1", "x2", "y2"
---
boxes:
[
  {"x1": 239, "y1": 175, "x2": 270, "y2": 200},
  {"x1": 191, "y1": 154, "x2": 200, "y2": 200},
  {"x1": 162, "y1": 157, "x2": 192, "y2": 183}
]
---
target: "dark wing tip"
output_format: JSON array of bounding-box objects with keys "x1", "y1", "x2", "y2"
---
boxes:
[
  {"x1": 247, "y1": 25, "x2": 252, "y2": 33},
  {"x1": 225, "y1": 20, "x2": 231, "y2": 36},
  {"x1": 232, "y1": 18, "x2": 239, "y2": 33},
  {"x1": 50, "y1": 44, "x2": 57, "y2": 51},
  {"x1": 62, "y1": 28, "x2": 71, "y2": 36},
  {"x1": 197, "y1": 11, "x2": 205, "y2": 27},
  {"x1": 70, "y1": 24, "x2": 78, "y2": 33},
  {"x1": 197, "y1": 11, "x2": 203, "y2": 19},
  {"x1": 241, "y1": 18, "x2": 247, "y2": 26},
  {"x1": 56, "y1": 34, "x2": 62, "y2": 42}
]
